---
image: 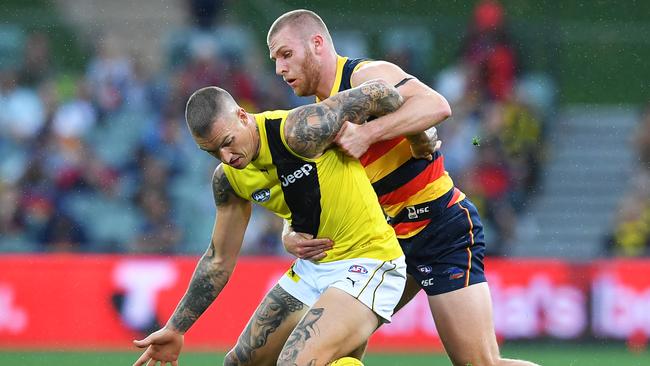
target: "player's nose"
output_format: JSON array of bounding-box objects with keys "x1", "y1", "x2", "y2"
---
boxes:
[
  {"x1": 275, "y1": 60, "x2": 287, "y2": 76},
  {"x1": 220, "y1": 149, "x2": 232, "y2": 163}
]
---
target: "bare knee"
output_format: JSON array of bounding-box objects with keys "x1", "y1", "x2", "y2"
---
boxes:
[
  {"x1": 223, "y1": 350, "x2": 240, "y2": 366},
  {"x1": 226, "y1": 347, "x2": 279, "y2": 366},
  {"x1": 347, "y1": 341, "x2": 367, "y2": 360}
]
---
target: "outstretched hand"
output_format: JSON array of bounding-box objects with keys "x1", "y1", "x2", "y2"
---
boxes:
[{"x1": 132, "y1": 327, "x2": 184, "y2": 366}]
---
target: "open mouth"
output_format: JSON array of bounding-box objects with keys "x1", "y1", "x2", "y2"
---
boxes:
[
  {"x1": 229, "y1": 157, "x2": 241, "y2": 166},
  {"x1": 286, "y1": 78, "x2": 297, "y2": 87}
]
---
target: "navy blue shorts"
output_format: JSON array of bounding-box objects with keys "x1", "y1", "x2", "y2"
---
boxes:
[{"x1": 398, "y1": 198, "x2": 487, "y2": 296}]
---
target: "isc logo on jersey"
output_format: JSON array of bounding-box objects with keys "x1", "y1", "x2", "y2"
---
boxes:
[
  {"x1": 407, "y1": 205, "x2": 430, "y2": 219},
  {"x1": 280, "y1": 164, "x2": 314, "y2": 187}
]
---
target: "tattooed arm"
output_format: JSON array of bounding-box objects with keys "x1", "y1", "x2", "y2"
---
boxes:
[
  {"x1": 335, "y1": 60, "x2": 451, "y2": 159},
  {"x1": 349, "y1": 61, "x2": 451, "y2": 140},
  {"x1": 132, "y1": 164, "x2": 252, "y2": 366},
  {"x1": 284, "y1": 79, "x2": 404, "y2": 159},
  {"x1": 166, "y1": 164, "x2": 251, "y2": 332}
]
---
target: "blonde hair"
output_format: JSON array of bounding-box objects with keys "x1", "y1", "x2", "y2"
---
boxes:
[{"x1": 267, "y1": 9, "x2": 333, "y2": 45}]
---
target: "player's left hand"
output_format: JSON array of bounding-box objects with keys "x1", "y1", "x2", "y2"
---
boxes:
[
  {"x1": 408, "y1": 127, "x2": 441, "y2": 161},
  {"x1": 334, "y1": 121, "x2": 372, "y2": 159},
  {"x1": 283, "y1": 228, "x2": 333, "y2": 262}
]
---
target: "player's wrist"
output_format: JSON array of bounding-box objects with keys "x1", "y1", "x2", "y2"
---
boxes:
[
  {"x1": 361, "y1": 122, "x2": 381, "y2": 144},
  {"x1": 164, "y1": 323, "x2": 188, "y2": 335},
  {"x1": 405, "y1": 131, "x2": 428, "y2": 145}
]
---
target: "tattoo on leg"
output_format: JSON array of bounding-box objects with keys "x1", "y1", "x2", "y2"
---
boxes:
[
  {"x1": 232, "y1": 285, "x2": 305, "y2": 364},
  {"x1": 278, "y1": 308, "x2": 324, "y2": 366}
]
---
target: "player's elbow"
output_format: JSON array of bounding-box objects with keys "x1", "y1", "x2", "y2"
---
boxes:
[
  {"x1": 203, "y1": 250, "x2": 237, "y2": 275},
  {"x1": 431, "y1": 93, "x2": 452, "y2": 122},
  {"x1": 441, "y1": 99, "x2": 452, "y2": 120}
]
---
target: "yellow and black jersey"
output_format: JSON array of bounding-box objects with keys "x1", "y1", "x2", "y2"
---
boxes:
[
  {"x1": 323, "y1": 55, "x2": 466, "y2": 239},
  {"x1": 222, "y1": 110, "x2": 402, "y2": 263}
]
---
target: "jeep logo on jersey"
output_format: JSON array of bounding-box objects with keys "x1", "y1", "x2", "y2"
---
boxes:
[
  {"x1": 251, "y1": 188, "x2": 271, "y2": 203},
  {"x1": 280, "y1": 164, "x2": 314, "y2": 187},
  {"x1": 407, "y1": 205, "x2": 430, "y2": 219},
  {"x1": 348, "y1": 265, "x2": 368, "y2": 274}
]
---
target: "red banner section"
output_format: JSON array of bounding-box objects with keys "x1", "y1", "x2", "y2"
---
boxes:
[{"x1": 0, "y1": 255, "x2": 649, "y2": 351}]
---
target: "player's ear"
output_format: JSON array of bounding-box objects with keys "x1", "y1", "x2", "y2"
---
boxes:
[
  {"x1": 237, "y1": 107, "x2": 247, "y2": 125},
  {"x1": 312, "y1": 34, "x2": 324, "y2": 54}
]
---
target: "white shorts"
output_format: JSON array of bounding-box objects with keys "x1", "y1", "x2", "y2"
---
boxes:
[{"x1": 278, "y1": 256, "x2": 406, "y2": 322}]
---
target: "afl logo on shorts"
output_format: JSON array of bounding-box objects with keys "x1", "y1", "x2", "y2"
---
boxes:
[
  {"x1": 348, "y1": 265, "x2": 368, "y2": 274},
  {"x1": 417, "y1": 265, "x2": 433, "y2": 274},
  {"x1": 252, "y1": 189, "x2": 271, "y2": 203}
]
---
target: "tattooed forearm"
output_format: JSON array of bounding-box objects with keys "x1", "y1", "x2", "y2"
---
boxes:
[
  {"x1": 285, "y1": 79, "x2": 403, "y2": 157},
  {"x1": 278, "y1": 308, "x2": 324, "y2": 366},
  {"x1": 230, "y1": 285, "x2": 305, "y2": 364},
  {"x1": 212, "y1": 164, "x2": 236, "y2": 206},
  {"x1": 351, "y1": 79, "x2": 404, "y2": 119},
  {"x1": 285, "y1": 105, "x2": 339, "y2": 157},
  {"x1": 167, "y1": 251, "x2": 230, "y2": 332}
]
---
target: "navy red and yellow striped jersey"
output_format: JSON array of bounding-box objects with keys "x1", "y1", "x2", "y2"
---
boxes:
[{"x1": 322, "y1": 56, "x2": 465, "y2": 238}]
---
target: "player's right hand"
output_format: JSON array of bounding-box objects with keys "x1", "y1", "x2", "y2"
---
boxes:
[
  {"x1": 132, "y1": 327, "x2": 184, "y2": 366},
  {"x1": 409, "y1": 126, "x2": 441, "y2": 160},
  {"x1": 334, "y1": 121, "x2": 373, "y2": 159},
  {"x1": 283, "y1": 230, "x2": 333, "y2": 262}
]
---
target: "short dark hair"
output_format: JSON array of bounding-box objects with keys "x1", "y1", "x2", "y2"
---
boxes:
[
  {"x1": 185, "y1": 86, "x2": 235, "y2": 137},
  {"x1": 267, "y1": 9, "x2": 332, "y2": 45}
]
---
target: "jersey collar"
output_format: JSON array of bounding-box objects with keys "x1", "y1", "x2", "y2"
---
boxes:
[{"x1": 317, "y1": 55, "x2": 348, "y2": 102}]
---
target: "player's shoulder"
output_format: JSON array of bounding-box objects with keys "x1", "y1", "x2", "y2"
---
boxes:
[
  {"x1": 354, "y1": 60, "x2": 403, "y2": 74},
  {"x1": 351, "y1": 60, "x2": 409, "y2": 87},
  {"x1": 212, "y1": 163, "x2": 246, "y2": 205},
  {"x1": 213, "y1": 163, "x2": 226, "y2": 182}
]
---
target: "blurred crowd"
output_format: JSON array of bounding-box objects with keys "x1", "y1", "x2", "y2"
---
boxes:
[
  {"x1": 1, "y1": 0, "x2": 557, "y2": 256},
  {"x1": 605, "y1": 104, "x2": 650, "y2": 256}
]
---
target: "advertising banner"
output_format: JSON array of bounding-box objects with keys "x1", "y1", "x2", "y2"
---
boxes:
[{"x1": 1, "y1": 255, "x2": 649, "y2": 351}]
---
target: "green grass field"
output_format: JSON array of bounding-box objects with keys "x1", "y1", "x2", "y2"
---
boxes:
[{"x1": 1, "y1": 344, "x2": 648, "y2": 365}]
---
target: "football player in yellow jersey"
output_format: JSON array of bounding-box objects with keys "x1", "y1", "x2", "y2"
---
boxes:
[
  {"x1": 132, "y1": 80, "x2": 408, "y2": 366},
  {"x1": 267, "y1": 9, "x2": 539, "y2": 366}
]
